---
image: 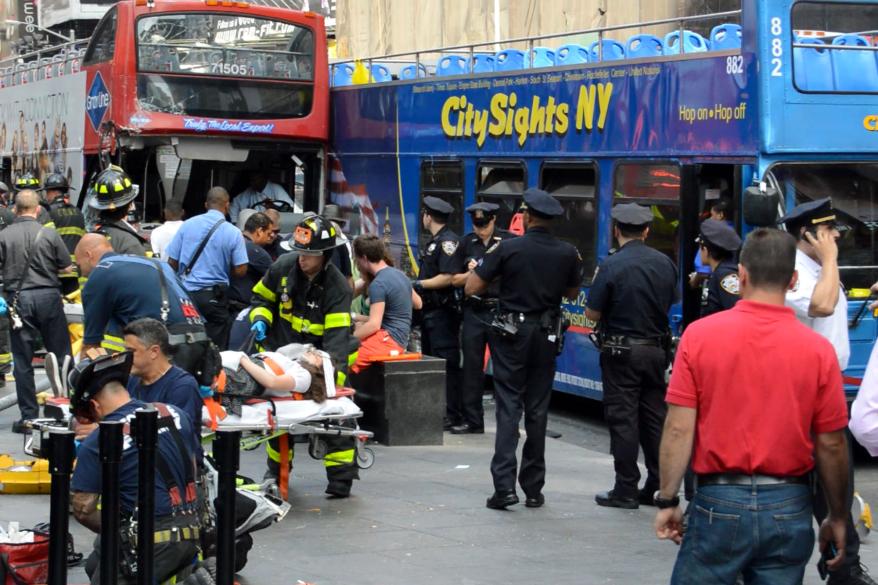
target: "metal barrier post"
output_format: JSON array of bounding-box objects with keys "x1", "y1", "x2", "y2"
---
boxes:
[
  {"x1": 214, "y1": 430, "x2": 240, "y2": 585},
  {"x1": 47, "y1": 430, "x2": 75, "y2": 585},
  {"x1": 133, "y1": 408, "x2": 158, "y2": 585},
  {"x1": 99, "y1": 421, "x2": 124, "y2": 585}
]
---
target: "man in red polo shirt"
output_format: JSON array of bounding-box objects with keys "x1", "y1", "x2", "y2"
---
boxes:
[{"x1": 654, "y1": 228, "x2": 850, "y2": 584}]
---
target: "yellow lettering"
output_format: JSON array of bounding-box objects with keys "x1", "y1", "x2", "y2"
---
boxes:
[
  {"x1": 464, "y1": 103, "x2": 475, "y2": 137},
  {"x1": 440, "y1": 96, "x2": 460, "y2": 138},
  {"x1": 555, "y1": 102, "x2": 569, "y2": 134},
  {"x1": 865, "y1": 115, "x2": 878, "y2": 131},
  {"x1": 474, "y1": 109, "x2": 489, "y2": 148},
  {"x1": 529, "y1": 96, "x2": 546, "y2": 135},
  {"x1": 575, "y1": 84, "x2": 597, "y2": 131},
  {"x1": 544, "y1": 97, "x2": 557, "y2": 133},
  {"x1": 515, "y1": 106, "x2": 530, "y2": 146},
  {"x1": 597, "y1": 82, "x2": 613, "y2": 130},
  {"x1": 505, "y1": 92, "x2": 517, "y2": 136},
  {"x1": 488, "y1": 93, "x2": 508, "y2": 137}
]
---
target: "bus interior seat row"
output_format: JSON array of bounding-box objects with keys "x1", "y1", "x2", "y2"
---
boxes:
[
  {"x1": 331, "y1": 24, "x2": 742, "y2": 86},
  {"x1": 0, "y1": 47, "x2": 85, "y2": 88},
  {"x1": 793, "y1": 34, "x2": 878, "y2": 92}
]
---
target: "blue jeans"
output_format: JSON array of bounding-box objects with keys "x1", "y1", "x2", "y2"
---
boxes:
[{"x1": 671, "y1": 483, "x2": 814, "y2": 585}]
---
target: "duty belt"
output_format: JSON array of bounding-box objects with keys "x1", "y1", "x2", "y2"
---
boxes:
[
  {"x1": 168, "y1": 330, "x2": 210, "y2": 345},
  {"x1": 697, "y1": 473, "x2": 809, "y2": 487},
  {"x1": 627, "y1": 337, "x2": 662, "y2": 347}
]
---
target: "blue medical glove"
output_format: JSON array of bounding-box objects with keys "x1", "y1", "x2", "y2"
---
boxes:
[
  {"x1": 198, "y1": 385, "x2": 213, "y2": 398},
  {"x1": 251, "y1": 321, "x2": 267, "y2": 342},
  {"x1": 0, "y1": 296, "x2": 8, "y2": 316}
]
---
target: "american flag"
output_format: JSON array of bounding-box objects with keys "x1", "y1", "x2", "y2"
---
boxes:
[{"x1": 329, "y1": 154, "x2": 379, "y2": 235}]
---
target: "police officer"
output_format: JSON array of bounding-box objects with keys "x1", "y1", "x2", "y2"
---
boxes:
[
  {"x1": 450, "y1": 202, "x2": 515, "y2": 434},
  {"x1": 0, "y1": 189, "x2": 74, "y2": 432},
  {"x1": 465, "y1": 189, "x2": 582, "y2": 509},
  {"x1": 414, "y1": 196, "x2": 464, "y2": 429},
  {"x1": 44, "y1": 172, "x2": 86, "y2": 254},
  {"x1": 89, "y1": 166, "x2": 150, "y2": 256},
  {"x1": 13, "y1": 173, "x2": 52, "y2": 225},
  {"x1": 586, "y1": 203, "x2": 677, "y2": 509},
  {"x1": 68, "y1": 351, "x2": 213, "y2": 585},
  {"x1": 697, "y1": 219, "x2": 741, "y2": 318},
  {"x1": 249, "y1": 215, "x2": 359, "y2": 498},
  {"x1": 75, "y1": 233, "x2": 218, "y2": 389}
]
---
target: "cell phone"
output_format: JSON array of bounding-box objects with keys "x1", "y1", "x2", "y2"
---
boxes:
[{"x1": 818, "y1": 542, "x2": 838, "y2": 580}]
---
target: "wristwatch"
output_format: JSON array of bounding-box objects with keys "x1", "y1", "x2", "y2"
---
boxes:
[{"x1": 653, "y1": 491, "x2": 681, "y2": 509}]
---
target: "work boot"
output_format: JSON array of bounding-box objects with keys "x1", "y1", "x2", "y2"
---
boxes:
[
  {"x1": 595, "y1": 490, "x2": 639, "y2": 510},
  {"x1": 11, "y1": 420, "x2": 30, "y2": 434},
  {"x1": 325, "y1": 480, "x2": 351, "y2": 498},
  {"x1": 829, "y1": 564, "x2": 878, "y2": 585}
]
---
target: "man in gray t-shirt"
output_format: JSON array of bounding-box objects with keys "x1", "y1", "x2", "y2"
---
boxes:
[{"x1": 351, "y1": 235, "x2": 420, "y2": 372}]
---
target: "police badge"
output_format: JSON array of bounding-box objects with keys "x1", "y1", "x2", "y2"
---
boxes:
[
  {"x1": 441, "y1": 240, "x2": 459, "y2": 256},
  {"x1": 720, "y1": 273, "x2": 740, "y2": 295}
]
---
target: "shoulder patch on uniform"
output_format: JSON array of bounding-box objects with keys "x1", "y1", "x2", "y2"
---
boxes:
[
  {"x1": 427, "y1": 242, "x2": 437, "y2": 253},
  {"x1": 486, "y1": 241, "x2": 500, "y2": 254},
  {"x1": 720, "y1": 273, "x2": 740, "y2": 295},
  {"x1": 442, "y1": 241, "x2": 458, "y2": 256}
]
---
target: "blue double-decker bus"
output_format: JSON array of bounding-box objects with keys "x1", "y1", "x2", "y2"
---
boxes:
[{"x1": 328, "y1": 0, "x2": 878, "y2": 401}]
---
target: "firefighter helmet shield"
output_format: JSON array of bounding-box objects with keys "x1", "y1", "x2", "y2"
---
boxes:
[
  {"x1": 88, "y1": 166, "x2": 136, "y2": 211},
  {"x1": 13, "y1": 172, "x2": 42, "y2": 192},
  {"x1": 287, "y1": 215, "x2": 340, "y2": 255},
  {"x1": 44, "y1": 173, "x2": 70, "y2": 192}
]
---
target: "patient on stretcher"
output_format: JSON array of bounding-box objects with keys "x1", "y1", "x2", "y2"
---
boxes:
[{"x1": 216, "y1": 344, "x2": 332, "y2": 414}]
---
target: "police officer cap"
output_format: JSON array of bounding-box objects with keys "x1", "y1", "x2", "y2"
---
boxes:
[
  {"x1": 698, "y1": 219, "x2": 742, "y2": 252},
  {"x1": 778, "y1": 197, "x2": 835, "y2": 228},
  {"x1": 611, "y1": 203, "x2": 653, "y2": 226},
  {"x1": 465, "y1": 201, "x2": 500, "y2": 215},
  {"x1": 423, "y1": 196, "x2": 454, "y2": 215},
  {"x1": 522, "y1": 188, "x2": 563, "y2": 218}
]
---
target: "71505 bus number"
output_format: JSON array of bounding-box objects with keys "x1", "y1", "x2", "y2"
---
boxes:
[
  {"x1": 770, "y1": 16, "x2": 783, "y2": 77},
  {"x1": 210, "y1": 62, "x2": 248, "y2": 76}
]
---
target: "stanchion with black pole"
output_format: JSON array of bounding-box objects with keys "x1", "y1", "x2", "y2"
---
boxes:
[
  {"x1": 47, "y1": 429, "x2": 75, "y2": 585},
  {"x1": 133, "y1": 407, "x2": 158, "y2": 585},
  {"x1": 214, "y1": 430, "x2": 240, "y2": 585},
  {"x1": 99, "y1": 420, "x2": 124, "y2": 585}
]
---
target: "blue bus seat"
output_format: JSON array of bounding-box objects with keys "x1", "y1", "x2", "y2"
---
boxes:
[
  {"x1": 589, "y1": 39, "x2": 625, "y2": 62},
  {"x1": 710, "y1": 24, "x2": 742, "y2": 50},
  {"x1": 555, "y1": 44, "x2": 589, "y2": 65},
  {"x1": 437, "y1": 55, "x2": 469, "y2": 76},
  {"x1": 664, "y1": 30, "x2": 710, "y2": 54},
  {"x1": 495, "y1": 49, "x2": 528, "y2": 71},
  {"x1": 831, "y1": 34, "x2": 878, "y2": 91},
  {"x1": 332, "y1": 63, "x2": 354, "y2": 86},
  {"x1": 370, "y1": 63, "x2": 392, "y2": 82},
  {"x1": 626, "y1": 34, "x2": 663, "y2": 58},
  {"x1": 400, "y1": 63, "x2": 428, "y2": 80},
  {"x1": 472, "y1": 54, "x2": 496, "y2": 73},
  {"x1": 793, "y1": 38, "x2": 834, "y2": 91},
  {"x1": 531, "y1": 47, "x2": 556, "y2": 68}
]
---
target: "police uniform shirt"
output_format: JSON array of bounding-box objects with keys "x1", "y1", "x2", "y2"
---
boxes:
[
  {"x1": 457, "y1": 228, "x2": 515, "y2": 298},
  {"x1": 785, "y1": 248, "x2": 850, "y2": 370},
  {"x1": 166, "y1": 209, "x2": 248, "y2": 291},
  {"x1": 0, "y1": 217, "x2": 71, "y2": 291},
  {"x1": 419, "y1": 226, "x2": 464, "y2": 306},
  {"x1": 82, "y1": 253, "x2": 204, "y2": 346},
  {"x1": 587, "y1": 240, "x2": 677, "y2": 338},
  {"x1": 71, "y1": 399, "x2": 197, "y2": 516},
  {"x1": 701, "y1": 259, "x2": 740, "y2": 318},
  {"x1": 476, "y1": 226, "x2": 582, "y2": 314},
  {"x1": 98, "y1": 220, "x2": 149, "y2": 256}
]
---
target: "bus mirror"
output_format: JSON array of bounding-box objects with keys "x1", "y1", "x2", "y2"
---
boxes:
[{"x1": 742, "y1": 184, "x2": 779, "y2": 227}]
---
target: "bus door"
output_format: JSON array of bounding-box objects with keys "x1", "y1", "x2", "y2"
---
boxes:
[{"x1": 475, "y1": 160, "x2": 526, "y2": 232}]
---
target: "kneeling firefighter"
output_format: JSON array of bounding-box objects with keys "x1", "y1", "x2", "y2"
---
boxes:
[
  {"x1": 249, "y1": 215, "x2": 360, "y2": 498},
  {"x1": 68, "y1": 350, "x2": 215, "y2": 585}
]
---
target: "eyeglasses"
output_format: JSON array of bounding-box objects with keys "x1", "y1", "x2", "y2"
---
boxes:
[{"x1": 472, "y1": 218, "x2": 492, "y2": 228}]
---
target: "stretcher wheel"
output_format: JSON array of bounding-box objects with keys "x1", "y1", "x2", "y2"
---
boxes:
[
  {"x1": 356, "y1": 446, "x2": 374, "y2": 469},
  {"x1": 308, "y1": 436, "x2": 327, "y2": 460}
]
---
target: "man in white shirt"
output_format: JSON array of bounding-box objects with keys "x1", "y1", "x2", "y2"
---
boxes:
[
  {"x1": 149, "y1": 200, "x2": 184, "y2": 259},
  {"x1": 782, "y1": 198, "x2": 874, "y2": 585},
  {"x1": 230, "y1": 171, "x2": 296, "y2": 223}
]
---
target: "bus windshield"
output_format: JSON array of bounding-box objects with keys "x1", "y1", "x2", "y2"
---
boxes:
[
  {"x1": 772, "y1": 163, "x2": 878, "y2": 290},
  {"x1": 135, "y1": 13, "x2": 315, "y2": 118}
]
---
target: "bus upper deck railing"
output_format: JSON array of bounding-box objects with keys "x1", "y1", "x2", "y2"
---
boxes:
[
  {"x1": 330, "y1": 9, "x2": 743, "y2": 86},
  {"x1": 0, "y1": 40, "x2": 90, "y2": 88}
]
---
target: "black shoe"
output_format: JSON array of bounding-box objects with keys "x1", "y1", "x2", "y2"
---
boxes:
[
  {"x1": 325, "y1": 480, "x2": 351, "y2": 498},
  {"x1": 595, "y1": 490, "x2": 639, "y2": 509},
  {"x1": 525, "y1": 494, "x2": 545, "y2": 508},
  {"x1": 829, "y1": 564, "x2": 878, "y2": 585},
  {"x1": 443, "y1": 418, "x2": 456, "y2": 431},
  {"x1": 486, "y1": 490, "x2": 519, "y2": 510},
  {"x1": 11, "y1": 420, "x2": 30, "y2": 434},
  {"x1": 450, "y1": 423, "x2": 484, "y2": 435},
  {"x1": 638, "y1": 489, "x2": 657, "y2": 507}
]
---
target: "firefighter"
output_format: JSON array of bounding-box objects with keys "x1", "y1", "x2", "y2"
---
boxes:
[
  {"x1": 88, "y1": 166, "x2": 150, "y2": 256},
  {"x1": 13, "y1": 172, "x2": 52, "y2": 225},
  {"x1": 43, "y1": 172, "x2": 85, "y2": 294},
  {"x1": 249, "y1": 215, "x2": 359, "y2": 498}
]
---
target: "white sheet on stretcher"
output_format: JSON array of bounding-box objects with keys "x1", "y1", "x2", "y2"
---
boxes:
[{"x1": 203, "y1": 396, "x2": 362, "y2": 428}]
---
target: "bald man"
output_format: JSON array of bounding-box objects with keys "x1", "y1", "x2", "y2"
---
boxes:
[
  {"x1": 77, "y1": 233, "x2": 217, "y2": 387},
  {"x1": 0, "y1": 189, "x2": 74, "y2": 431}
]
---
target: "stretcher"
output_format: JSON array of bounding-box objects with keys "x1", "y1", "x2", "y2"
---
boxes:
[{"x1": 201, "y1": 391, "x2": 375, "y2": 500}]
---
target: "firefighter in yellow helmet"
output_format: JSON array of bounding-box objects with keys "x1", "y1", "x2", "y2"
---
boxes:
[{"x1": 250, "y1": 214, "x2": 359, "y2": 497}]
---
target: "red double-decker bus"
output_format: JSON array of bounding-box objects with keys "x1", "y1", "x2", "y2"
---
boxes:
[{"x1": 0, "y1": 0, "x2": 328, "y2": 222}]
